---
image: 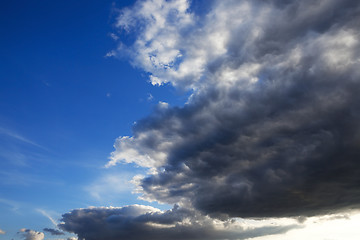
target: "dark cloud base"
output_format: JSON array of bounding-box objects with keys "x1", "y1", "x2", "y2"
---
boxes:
[
  {"x1": 43, "y1": 228, "x2": 65, "y2": 236},
  {"x1": 59, "y1": 205, "x2": 298, "y2": 240}
]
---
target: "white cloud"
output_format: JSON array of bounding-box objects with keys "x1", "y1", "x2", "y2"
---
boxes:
[
  {"x1": 0, "y1": 127, "x2": 46, "y2": 149},
  {"x1": 108, "y1": 134, "x2": 174, "y2": 168},
  {"x1": 115, "y1": 0, "x2": 197, "y2": 88},
  {"x1": 253, "y1": 212, "x2": 360, "y2": 240},
  {"x1": 0, "y1": 229, "x2": 5, "y2": 234},
  {"x1": 109, "y1": 32, "x2": 119, "y2": 41},
  {"x1": 37, "y1": 209, "x2": 58, "y2": 227},
  {"x1": 0, "y1": 197, "x2": 20, "y2": 212},
  {"x1": 85, "y1": 174, "x2": 133, "y2": 200},
  {"x1": 19, "y1": 229, "x2": 44, "y2": 240}
]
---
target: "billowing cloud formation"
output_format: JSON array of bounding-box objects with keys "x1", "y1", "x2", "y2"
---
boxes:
[
  {"x1": 43, "y1": 228, "x2": 65, "y2": 236},
  {"x1": 109, "y1": 0, "x2": 360, "y2": 218},
  {"x1": 0, "y1": 229, "x2": 5, "y2": 234},
  {"x1": 59, "y1": 205, "x2": 297, "y2": 240},
  {"x1": 19, "y1": 229, "x2": 44, "y2": 240}
]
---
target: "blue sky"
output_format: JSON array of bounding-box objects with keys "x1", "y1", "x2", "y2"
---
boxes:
[
  {"x1": 0, "y1": 0, "x2": 179, "y2": 238},
  {"x1": 1, "y1": 0, "x2": 360, "y2": 240}
]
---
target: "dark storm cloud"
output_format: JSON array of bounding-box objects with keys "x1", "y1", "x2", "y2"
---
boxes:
[
  {"x1": 59, "y1": 205, "x2": 297, "y2": 240},
  {"x1": 43, "y1": 228, "x2": 64, "y2": 236},
  {"x1": 109, "y1": 0, "x2": 360, "y2": 218}
]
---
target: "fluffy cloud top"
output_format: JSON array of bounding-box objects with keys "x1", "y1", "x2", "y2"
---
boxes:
[
  {"x1": 59, "y1": 205, "x2": 297, "y2": 240},
  {"x1": 19, "y1": 229, "x2": 44, "y2": 240},
  {"x1": 109, "y1": 0, "x2": 360, "y2": 218}
]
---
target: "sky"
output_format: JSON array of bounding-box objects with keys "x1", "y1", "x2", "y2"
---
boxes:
[{"x1": 0, "y1": 0, "x2": 360, "y2": 239}]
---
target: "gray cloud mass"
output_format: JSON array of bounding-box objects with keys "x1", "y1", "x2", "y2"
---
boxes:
[
  {"x1": 109, "y1": 0, "x2": 360, "y2": 218},
  {"x1": 60, "y1": 0, "x2": 360, "y2": 239},
  {"x1": 59, "y1": 205, "x2": 297, "y2": 240},
  {"x1": 43, "y1": 228, "x2": 65, "y2": 236},
  {"x1": 18, "y1": 229, "x2": 44, "y2": 240}
]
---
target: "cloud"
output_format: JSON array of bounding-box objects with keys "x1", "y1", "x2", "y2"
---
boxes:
[
  {"x1": 85, "y1": 174, "x2": 133, "y2": 200},
  {"x1": 0, "y1": 229, "x2": 5, "y2": 234},
  {"x1": 114, "y1": 0, "x2": 196, "y2": 89},
  {"x1": 37, "y1": 209, "x2": 58, "y2": 226},
  {"x1": 59, "y1": 204, "x2": 297, "y2": 240},
  {"x1": 0, "y1": 197, "x2": 20, "y2": 212},
  {"x1": 43, "y1": 228, "x2": 65, "y2": 236},
  {"x1": 18, "y1": 229, "x2": 44, "y2": 240},
  {"x1": 60, "y1": 0, "x2": 360, "y2": 239},
  {"x1": 0, "y1": 127, "x2": 46, "y2": 150},
  {"x1": 108, "y1": 0, "x2": 360, "y2": 219}
]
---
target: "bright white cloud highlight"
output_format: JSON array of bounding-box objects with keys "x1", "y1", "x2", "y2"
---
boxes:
[{"x1": 19, "y1": 229, "x2": 44, "y2": 240}]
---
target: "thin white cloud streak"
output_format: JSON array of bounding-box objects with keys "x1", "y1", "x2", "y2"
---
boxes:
[
  {"x1": 37, "y1": 209, "x2": 58, "y2": 227},
  {"x1": 0, "y1": 170, "x2": 62, "y2": 186},
  {"x1": 0, "y1": 197, "x2": 20, "y2": 212},
  {"x1": 0, "y1": 127, "x2": 47, "y2": 150}
]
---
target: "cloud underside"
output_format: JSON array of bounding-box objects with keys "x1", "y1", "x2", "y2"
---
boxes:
[
  {"x1": 62, "y1": 0, "x2": 360, "y2": 239},
  {"x1": 59, "y1": 205, "x2": 297, "y2": 240},
  {"x1": 43, "y1": 228, "x2": 65, "y2": 236}
]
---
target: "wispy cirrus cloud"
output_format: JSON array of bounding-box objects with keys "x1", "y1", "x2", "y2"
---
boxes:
[
  {"x1": 37, "y1": 209, "x2": 58, "y2": 227},
  {"x1": 0, "y1": 197, "x2": 21, "y2": 212},
  {"x1": 0, "y1": 127, "x2": 46, "y2": 150}
]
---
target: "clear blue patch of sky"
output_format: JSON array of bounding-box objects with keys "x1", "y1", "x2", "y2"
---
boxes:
[{"x1": 0, "y1": 0, "x2": 178, "y2": 238}]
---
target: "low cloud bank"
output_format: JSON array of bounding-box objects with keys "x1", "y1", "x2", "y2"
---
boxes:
[{"x1": 59, "y1": 205, "x2": 297, "y2": 240}]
